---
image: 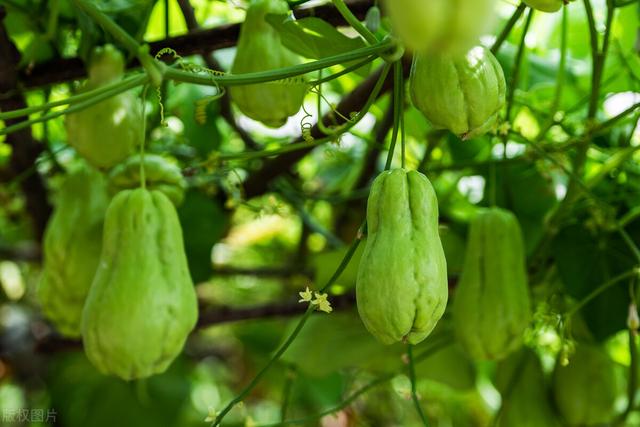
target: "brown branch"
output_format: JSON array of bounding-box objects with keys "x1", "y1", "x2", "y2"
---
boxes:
[
  {"x1": 23, "y1": 293, "x2": 357, "y2": 354},
  {"x1": 0, "y1": 7, "x2": 52, "y2": 241},
  {"x1": 18, "y1": 0, "x2": 374, "y2": 89},
  {"x1": 0, "y1": 242, "x2": 41, "y2": 262},
  {"x1": 196, "y1": 293, "x2": 356, "y2": 328}
]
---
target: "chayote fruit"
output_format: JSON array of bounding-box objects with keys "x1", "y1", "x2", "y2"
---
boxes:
[
  {"x1": 82, "y1": 188, "x2": 198, "y2": 380},
  {"x1": 37, "y1": 166, "x2": 109, "y2": 337},
  {"x1": 381, "y1": 0, "x2": 496, "y2": 54},
  {"x1": 453, "y1": 207, "x2": 531, "y2": 360},
  {"x1": 356, "y1": 169, "x2": 448, "y2": 345},
  {"x1": 410, "y1": 46, "x2": 506, "y2": 140},
  {"x1": 108, "y1": 154, "x2": 186, "y2": 206},
  {"x1": 552, "y1": 344, "x2": 619, "y2": 425},
  {"x1": 523, "y1": 0, "x2": 564, "y2": 12},
  {"x1": 230, "y1": 0, "x2": 307, "y2": 128},
  {"x1": 495, "y1": 349, "x2": 562, "y2": 427},
  {"x1": 66, "y1": 44, "x2": 142, "y2": 169}
]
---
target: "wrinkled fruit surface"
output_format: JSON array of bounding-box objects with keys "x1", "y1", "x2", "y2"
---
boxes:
[
  {"x1": 496, "y1": 349, "x2": 562, "y2": 427},
  {"x1": 108, "y1": 154, "x2": 186, "y2": 206},
  {"x1": 82, "y1": 188, "x2": 198, "y2": 380},
  {"x1": 382, "y1": 0, "x2": 496, "y2": 54},
  {"x1": 453, "y1": 207, "x2": 531, "y2": 360},
  {"x1": 38, "y1": 166, "x2": 109, "y2": 337},
  {"x1": 552, "y1": 344, "x2": 618, "y2": 425},
  {"x1": 66, "y1": 44, "x2": 142, "y2": 169},
  {"x1": 410, "y1": 46, "x2": 506, "y2": 139},
  {"x1": 356, "y1": 169, "x2": 448, "y2": 345},
  {"x1": 230, "y1": 0, "x2": 306, "y2": 128},
  {"x1": 523, "y1": 0, "x2": 564, "y2": 12}
]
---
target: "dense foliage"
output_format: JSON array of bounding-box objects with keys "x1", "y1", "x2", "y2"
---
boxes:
[{"x1": 0, "y1": 0, "x2": 639, "y2": 426}]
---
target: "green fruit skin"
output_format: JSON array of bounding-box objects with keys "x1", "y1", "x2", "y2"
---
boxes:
[
  {"x1": 552, "y1": 344, "x2": 618, "y2": 425},
  {"x1": 37, "y1": 167, "x2": 109, "y2": 338},
  {"x1": 66, "y1": 45, "x2": 141, "y2": 169},
  {"x1": 453, "y1": 208, "x2": 531, "y2": 360},
  {"x1": 496, "y1": 349, "x2": 562, "y2": 427},
  {"x1": 523, "y1": 0, "x2": 563, "y2": 12},
  {"x1": 356, "y1": 169, "x2": 448, "y2": 345},
  {"x1": 382, "y1": 0, "x2": 497, "y2": 54},
  {"x1": 230, "y1": 0, "x2": 307, "y2": 128},
  {"x1": 410, "y1": 46, "x2": 506, "y2": 139},
  {"x1": 82, "y1": 188, "x2": 198, "y2": 380},
  {"x1": 108, "y1": 154, "x2": 186, "y2": 206}
]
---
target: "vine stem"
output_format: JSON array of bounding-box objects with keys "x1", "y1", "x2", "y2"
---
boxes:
[
  {"x1": 408, "y1": 345, "x2": 430, "y2": 426},
  {"x1": 565, "y1": 268, "x2": 639, "y2": 318},
  {"x1": 70, "y1": 0, "x2": 141, "y2": 56},
  {"x1": 164, "y1": 41, "x2": 392, "y2": 87},
  {"x1": 71, "y1": 0, "x2": 168, "y2": 86},
  {"x1": 312, "y1": 55, "x2": 377, "y2": 85},
  {"x1": 385, "y1": 60, "x2": 404, "y2": 171},
  {"x1": 505, "y1": 8, "x2": 533, "y2": 122},
  {"x1": 491, "y1": 3, "x2": 527, "y2": 54},
  {"x1": 332, "y1": 0, "x2": 378, "y2": 45},
  {"x1": 549, "y1": 6, "x2": 569, "y2": 119},
  {"x1": 279, "y1": 366, "x2": 296, "y2": 422},
  {"x1": 0, "y1": 74, "x2": 149, "y2": 136},
  {"x1": 139, "y1": 85, "x2": 148, "y2": 190},
  {"x1": 0, "y1": 73, "x2": 146, "y2": 121}
]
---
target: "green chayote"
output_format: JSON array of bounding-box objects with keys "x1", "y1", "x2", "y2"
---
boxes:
[
  {"x1": 524, "y1": 0, "x2": 564, "y2": 12},
  {"x1": 356, "y1": 169, "x2": 448, "y2": 345},
  {"x1": 453, "y1": 208, "x2": 531, "y2": 360},
  {"x1": 82, "y1": 188, "x2": 198, "y2": 380},
  {"x1": 552, "y1": 344, "x2": 619, "y2": 425},
  {"x1": 410, "y1": 46, "x2": 506, "y2": 139},
  {"x1": 381, "y1": 0, "x2": 497, "y2": 54},
  {"x1": 37, "y1": 166, "x2": 109, "y2": 337},
  {"x1": 230, "y1": 0, "x2": 307, "y2": 127}
]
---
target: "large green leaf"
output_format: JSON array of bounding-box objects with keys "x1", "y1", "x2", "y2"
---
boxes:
[{"x1": 265, "y1": 13, "x2": 370, "y2": 76}]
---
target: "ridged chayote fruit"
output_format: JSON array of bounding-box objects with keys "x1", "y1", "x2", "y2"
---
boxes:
[
  {"x1": 410, "y1": 46, "x2": 506, "y2": 140},
  {"x1": 82, "y1": 188, "x2": 198, "y2": 380},
  {"x1": 496, "y1": 349, "x2": 562, "y2": 427},
  {"x1": 230, "y1": 0, "x2": 307, "y2": 127},
  {"x1": 356, "y1": 169, "x2": 448, "y2": 345},
  {"x1": 108, "y1": 154, "x2": 186, "y2": 206},
  {"x1": 453, "y1": 208, "x2": 531, "y2": 360},
  {"x1": 523, "y1": 0, "x2": 564, "y2": 12},
  {"x1": 381, "y1": 0, "x2": 496, "y2": 54},
  {"x1": 552, "y1": 344, "x2": 619, "y2": 425},
  {"x1": 37, "y1": 166, "x2": 109, "y2": 337},
  {"x1": 66, "y1": 45, "x2": 142, "y2": 169}
]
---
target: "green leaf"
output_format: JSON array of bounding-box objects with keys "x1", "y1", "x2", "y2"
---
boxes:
[{"x1": 265, "y1": 13, "x2": 369, "y2": 76}]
